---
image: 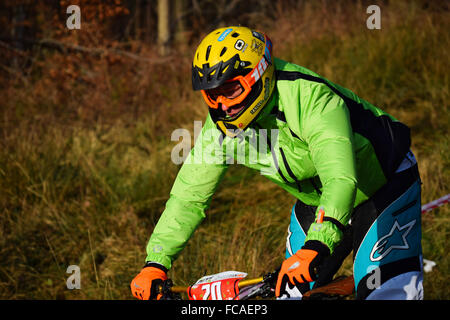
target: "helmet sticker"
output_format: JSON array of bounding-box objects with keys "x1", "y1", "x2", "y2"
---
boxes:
[
  {"x1": 251, "y1": 56, "x2": 268, "y2": 83},
  {"x1": 251, "y1": 31, "x2": 265, "y2": 43},
  {"x1": 218, "y1": 28, "x2": 233, "y2": 42},
  {"x1": 251, "y1": 39, "x2": 263, "y2": 55},
  {"x1": 249, "y1": 77, "x2": 270, "y2": 115},
  {"x1": 234, "y1": 39, "x2": 246, "y2": 51},
  {"x1": 264, "y1": 45, "x2": 271, "y2": 63}
]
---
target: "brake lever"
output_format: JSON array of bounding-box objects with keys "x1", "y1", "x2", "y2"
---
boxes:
[
  {"x1": 158, "y1": 279, "x2": 182, "y2": 300},
  {"x1": 238, "y1": 268, "x2": 279, "y2": 300}
]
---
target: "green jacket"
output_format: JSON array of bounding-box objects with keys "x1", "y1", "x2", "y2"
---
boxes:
[{"x1": 145, "y1": 58, "x2": 411, "y2": 269}]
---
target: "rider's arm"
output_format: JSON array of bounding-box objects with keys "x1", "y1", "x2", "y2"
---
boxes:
[
  {"x1": 301, "y1": 82, "x2": 357, "y2": 253},
  {"x1": 145, "y1": 115, "x2": 228, "y2": 270}
]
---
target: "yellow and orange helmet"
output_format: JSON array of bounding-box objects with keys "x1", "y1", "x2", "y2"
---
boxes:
[{"x1": 192, "y1": 26, "x2": 276, "y2": 137}]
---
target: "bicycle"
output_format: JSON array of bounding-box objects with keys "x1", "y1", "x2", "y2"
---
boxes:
[
  {"x1": 158, "y1": 269, "x2": 355, "y2": 300},
  {"x1": 153, "y1": 194, "x2": 450, "y2": 301}
]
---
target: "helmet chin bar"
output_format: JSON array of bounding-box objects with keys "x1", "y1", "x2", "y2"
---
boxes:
[
  {"x1": 216, "y1": 121, "x2": 242, "y2": 138},
  {"x1": 209, "y1": 75, "x2": 270, "y2": 138}
]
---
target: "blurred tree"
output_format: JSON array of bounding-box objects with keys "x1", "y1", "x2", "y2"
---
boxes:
[
  {"x1": 158, "y1": 0, "x2": 170, "y2": 55},
  {"x1": 11, "y1": 3, "x2": 25, "y2": 68},
  {"x1": 174, "y1": 0, "x2": 186, "y2": 45}
]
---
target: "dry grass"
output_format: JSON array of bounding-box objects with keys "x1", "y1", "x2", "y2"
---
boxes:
[{"x1": 0, "y1": 0, "x2": 448, "y2": 299}]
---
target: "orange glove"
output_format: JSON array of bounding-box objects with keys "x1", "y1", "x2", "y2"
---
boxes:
[
  {"x1": 275, "y1": 240, "x2": 330, "y2": 297},
  {"x1": 131, "y1": 263, "x2": 168, "y2": 300}
]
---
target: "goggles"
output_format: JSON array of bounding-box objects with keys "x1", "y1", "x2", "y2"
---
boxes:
[{"x1": 201, "y1": 54, "x2": 269, "y2": 110}]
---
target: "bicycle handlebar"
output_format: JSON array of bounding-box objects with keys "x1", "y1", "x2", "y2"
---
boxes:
[
  {"x1": 157, "y1": 275, "x2": 266, "y2": 294},
  {"x1": 157, "y1": 270, "x2": 354, "y2": 300}
]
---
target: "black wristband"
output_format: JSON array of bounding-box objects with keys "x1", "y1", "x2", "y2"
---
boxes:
[
  {"x1": 322, "y1": 216, "x2": 347, "y2": 234},
  {"x1": 302, "y1": 240, "x2": 330, "y2": 257},
  {"x1": 144, "y1": 261, "x2": 168, "y2": 273}
]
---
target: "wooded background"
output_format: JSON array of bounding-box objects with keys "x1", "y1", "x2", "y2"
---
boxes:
[
  {"x1": 0, "y1": 0, "x2": 448, "y2": 300},
  {"x1": 0, "y1": 0, "x2": 278, "y2": 59}
]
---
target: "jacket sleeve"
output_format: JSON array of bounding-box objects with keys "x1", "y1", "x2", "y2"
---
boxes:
[
  {"x1": 301, "y1": 82, "x2": 357, "y2": 253},
  {"x1": 145, "y1": 115, "x2": 228, "y2": 269}
]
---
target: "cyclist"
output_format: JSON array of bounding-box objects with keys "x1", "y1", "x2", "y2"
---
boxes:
[{"x1": 131, "y1": 26, "x2": 423, "y2": 300}]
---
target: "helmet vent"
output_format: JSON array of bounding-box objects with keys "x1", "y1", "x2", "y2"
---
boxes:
[
  {"x1": 220, "y1": 47, "x2": 227, "y2": 57},
  {"x1": 231, "y1": 32, "x2": 239, "y2": 37},
  {"x1": 205, "y1": 45, "x2": 212, "y2": 60}
]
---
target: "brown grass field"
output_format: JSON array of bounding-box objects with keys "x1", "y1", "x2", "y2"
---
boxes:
[{"x1": 0, "y1": 0, "x2": 448, "y2": 299}]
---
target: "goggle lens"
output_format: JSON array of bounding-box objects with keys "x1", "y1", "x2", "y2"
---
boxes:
[{"x1": 206, "y1": 81, "x2": 243, "y2": 101}]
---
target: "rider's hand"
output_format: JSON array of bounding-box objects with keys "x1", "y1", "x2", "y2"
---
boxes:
[
  {"x1": 130, "y1": 262, "x2": 168, "y2": 300},
  {"x1": 275, "y1": 240, "x2": 330, "y2": 297}
]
